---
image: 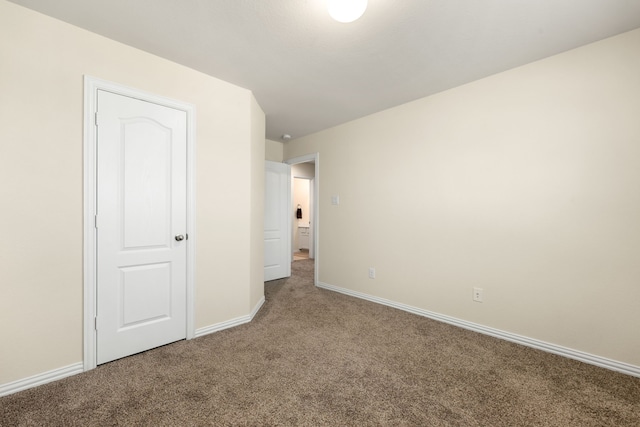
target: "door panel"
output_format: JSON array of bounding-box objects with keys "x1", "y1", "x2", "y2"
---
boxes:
[
  {"x1": 264, "y1": 161, "x2": 291, "y2": 281},
  {"x1": 97, "y1": 90, "x2": 187, "y2": 364},
  {"x1": 120, "y1": 263, "x2": 172, "y2": 328},
  {"x1": 122, "y1": 119, "x2": 172, "y2": 249}
]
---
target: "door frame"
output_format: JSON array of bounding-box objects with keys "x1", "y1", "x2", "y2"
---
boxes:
[
  {"x1": 309, "y1": 177, "x2": 315, "y2": 260},
  {"x1": 82, "y1": 76, "x2": 196, "y2": 371},
  {"x1": 286, "y1": 154, "x2": 319, "y2": 286}
]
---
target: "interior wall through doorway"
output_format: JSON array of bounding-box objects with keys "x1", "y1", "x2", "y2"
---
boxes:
[{"x1": 291, "y1": 162, "x2": 315, "y2": 260}]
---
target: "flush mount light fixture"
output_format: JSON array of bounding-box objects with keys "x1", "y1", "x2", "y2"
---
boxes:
[{"x1": 328, "y1": 0, "x2": 368, "y2": 23}]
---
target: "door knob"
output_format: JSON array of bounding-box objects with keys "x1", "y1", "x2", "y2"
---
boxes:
[{"x1": 175, "y1": 235, "x2": 185, "y2": 241}]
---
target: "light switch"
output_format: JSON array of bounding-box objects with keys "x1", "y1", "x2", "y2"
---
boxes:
[{"x1": 331, "y1": 195, "x2": 340, "y2": 205}]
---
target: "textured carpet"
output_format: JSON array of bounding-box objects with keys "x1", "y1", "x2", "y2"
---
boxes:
[{"x1": 1, "y1": 259, "x2": 639, "y2": 426}]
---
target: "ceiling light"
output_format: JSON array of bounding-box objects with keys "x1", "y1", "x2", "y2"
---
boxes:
[{"x1": 328, "y1": 0, "x2": 367, "y2": 23}]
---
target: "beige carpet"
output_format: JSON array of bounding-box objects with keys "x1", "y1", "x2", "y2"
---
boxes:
[{"x1": 1, "y1": 259, "x2": 639, "y2": 426}]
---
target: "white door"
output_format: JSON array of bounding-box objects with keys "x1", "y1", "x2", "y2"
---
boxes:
[
  {"x1": 264, "y1": 161, "x2": 291, "y2": 281},
  {"x1": 96, "y1": 90, "x2": 187, "y2": 364}
]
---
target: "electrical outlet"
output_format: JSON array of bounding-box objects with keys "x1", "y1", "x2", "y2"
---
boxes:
[
  {"x1": 473, "y1": 287, "x2": 483, "y2": 302},
  {"x1": 368, "y1": 267, "x2": 376, "y2": 279}
]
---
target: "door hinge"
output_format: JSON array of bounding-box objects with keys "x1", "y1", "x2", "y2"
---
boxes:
[
  {"x1": 94, "y1": 215, "x2": 98, "y2": 229},
  {"x1": 95, "y1": 112, "x2": 99, "y2": 126},
  {"x1": 94, "y1": 317, "x2": 98, "y2": 331}
]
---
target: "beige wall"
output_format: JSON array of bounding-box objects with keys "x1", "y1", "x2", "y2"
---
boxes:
[
  {"x1": 285, "y1": 29, "x2": 640, "y2": 367},
  {"x1": 291, "y1": 163, "x2": 315, "y2": 179},
  {"x1": 0, "y1": 1, "x2": 264, "y2": 385},
  {"x1": 265, "y1": 139, "x2": 284, "y2": 162}
]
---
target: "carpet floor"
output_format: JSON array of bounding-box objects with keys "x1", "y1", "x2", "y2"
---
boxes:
[{"x1": 1, "y1": 259, "x2": 639, "y2": 426}]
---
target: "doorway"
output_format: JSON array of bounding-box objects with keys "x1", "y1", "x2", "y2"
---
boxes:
[
  {"x1": 83, "y1": 76, "x2": 196, "y2": 371},
  {"x1": 286, "y1": 154, "x2": 319, "y2": 285},
  {"x1": 291, "y1": 176, "x2": 314, "y2": 261}
]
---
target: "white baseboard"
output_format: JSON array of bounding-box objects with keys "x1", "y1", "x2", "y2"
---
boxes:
[
  {"x1": 251, "y1": 295, "x2": 266, "y2": 319},
  {"x1": 0, "y1": 362, "x2": 84, "y2": 398},
  {"x1": 316, "y1": 281, "x2": 640, "y2": 378},
  {"x1": 195, "y1": 295, "x2": 265, "y2": 338},
  {"x1": 1, "y1": 298, "x2": 267, "y2": 398}
]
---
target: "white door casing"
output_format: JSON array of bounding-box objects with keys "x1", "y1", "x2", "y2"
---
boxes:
[
  {"x1": 264, "y1": 161, "x2": 291, "y2": 281},
  {"x1": 84, "y1": 77, "x2": 195, "y2": 370},
  {"x1": 309, "y1": 177, "x2": 315, "y2": 259}
]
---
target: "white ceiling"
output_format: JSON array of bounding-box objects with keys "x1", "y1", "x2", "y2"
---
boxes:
[{"x1": 9, "y1": 0, "x2": 640, "y2": 141}]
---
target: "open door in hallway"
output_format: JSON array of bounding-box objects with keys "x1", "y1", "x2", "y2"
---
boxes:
[{"x1": 264, "y1": 161, "x2": 291, "y2": 281}]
